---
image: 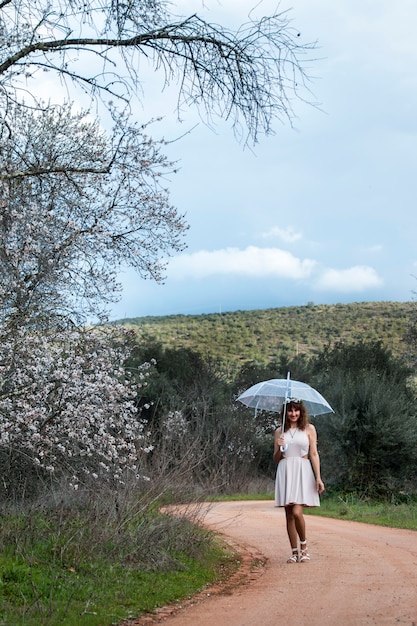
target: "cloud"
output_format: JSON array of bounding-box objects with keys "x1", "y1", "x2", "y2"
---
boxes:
[
  {"x1": 168, "y1": 246, "x2": 316, "y2": 280},
  {"x1": 261, "y1": 226, "x2": 303, "y2": 243},
  {"x1": 168, "y1": 249, "x2": 384, "y2": 298},
  {"x1": 313, "y1": 266, "x2": 383, "y2": 292}
]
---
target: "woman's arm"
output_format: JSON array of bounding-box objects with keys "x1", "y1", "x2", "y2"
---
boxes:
[
  {"x1": 273, "y1": 428, "x2": 285, "y2": 464},
  {"x1": 307, "y1": 424, "x2": 325, "y2": 494}
]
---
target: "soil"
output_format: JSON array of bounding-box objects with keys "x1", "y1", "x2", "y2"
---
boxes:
[{"x1": 124, "y1": 500, "x2": 417, "y2": 626}]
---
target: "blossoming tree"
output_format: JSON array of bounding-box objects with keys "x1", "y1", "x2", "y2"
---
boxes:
[{"x1": 0, "y1": 103, "x2": 179, "y2": 490}]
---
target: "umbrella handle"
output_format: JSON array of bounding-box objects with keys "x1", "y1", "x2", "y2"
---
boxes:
[{"x1": 279, "y1": 371, "x2": 291, "y2": 454}]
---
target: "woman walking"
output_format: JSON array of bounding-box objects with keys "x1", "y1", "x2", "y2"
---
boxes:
[{"x1": 273, "y1": 398, "x2": 325, "y2": 563}]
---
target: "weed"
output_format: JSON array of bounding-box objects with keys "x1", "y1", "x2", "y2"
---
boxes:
[{"x1": 0, "y1": 486, "x2": 237, "y2": 626}]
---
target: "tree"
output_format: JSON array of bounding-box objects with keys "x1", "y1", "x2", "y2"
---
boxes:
[
  {"x1": 0, "y1": 102, "x2": 187, "y2": 327},
  {"x1": 0, "y1": 101, "x2": 181, "y2": 491},
  {"x1": 310, "y1": 341, "x2": 417, "y2": 495},
  {"x1": 0, "y1": 1, "x2": 316, "y2": 144}
]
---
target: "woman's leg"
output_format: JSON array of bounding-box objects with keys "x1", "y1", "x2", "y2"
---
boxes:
[
  {"x1": 284, "y1": 505, "x2": 300, "y2": 562},
  {"x1": 291, "y1": 504, "x2": 310, "y2": 561},
  {"x1": 284, "y1": 505, "x2": 299, "y2": 548},
  {"x1": 291, "y1": 504, "x2": 306, "y2": 543}
]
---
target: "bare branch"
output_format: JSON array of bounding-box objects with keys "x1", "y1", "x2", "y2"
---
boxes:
[
  {"x1": 0, "y1": 2, "x2": 318, "y2": 141},
  {"x1": 0, "y1": 164, "x2": 111, "y2": 180}
]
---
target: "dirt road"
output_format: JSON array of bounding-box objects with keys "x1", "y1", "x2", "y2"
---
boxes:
[{"x1": 132, "y1": 500, "x2": 417, "y2": 626}]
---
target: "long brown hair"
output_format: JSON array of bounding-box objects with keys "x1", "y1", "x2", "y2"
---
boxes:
[{"x1": 280, "y1": 400, "x2": 309, "y2": 431}]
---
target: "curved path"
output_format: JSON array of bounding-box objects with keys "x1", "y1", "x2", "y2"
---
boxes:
[{"x1": 132, "y1": 500, "x2": 417, "y2": 626}]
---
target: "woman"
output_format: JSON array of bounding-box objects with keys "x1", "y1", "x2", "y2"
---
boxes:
[{"x1": 273, "y1": 398, "x2": 325, "y2": 563}]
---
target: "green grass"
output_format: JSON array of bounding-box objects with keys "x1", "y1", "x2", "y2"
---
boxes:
[
  {"x1": 0, "y1": 550, "x2": 232, "y2": 626},
  {"x1": 209, "y1": 492, "x2": 274, "y2": 502},
  {"x1": 0, "y1": 506, "x2": 239, "y2": 626},
  {"x1": 306, "y1": 492, "x2": 417, "y2": 530}
]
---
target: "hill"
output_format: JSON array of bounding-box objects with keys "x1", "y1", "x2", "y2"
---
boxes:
[{"x1": 116, "y1": 301, "x2": 413, "y2": 370}]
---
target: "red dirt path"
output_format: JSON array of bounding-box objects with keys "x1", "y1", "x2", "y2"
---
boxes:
[{"x1": 126, "y1": 500, "x2": 417, "y2": 626}]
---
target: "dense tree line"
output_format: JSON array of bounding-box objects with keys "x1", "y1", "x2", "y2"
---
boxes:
[{"x1": 129, "y1": 336, "x2": 417, "y2": 499}]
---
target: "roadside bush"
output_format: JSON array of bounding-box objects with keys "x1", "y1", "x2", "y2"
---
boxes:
[
  {"x1": 0, "y1": 481, "x2": 218, "y2": 625},
  {"x1": 310, "y1": 342, "x2": 417, "y2": 496}
]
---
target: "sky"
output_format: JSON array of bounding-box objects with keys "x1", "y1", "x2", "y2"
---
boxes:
[{"x1": 48, "y1": 1, "x2": 417, "y2": 319}]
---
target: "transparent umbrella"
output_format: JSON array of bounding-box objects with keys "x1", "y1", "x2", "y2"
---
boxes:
[{"x1": 237, "y1": 371, "x2": 334, "y2": 451}]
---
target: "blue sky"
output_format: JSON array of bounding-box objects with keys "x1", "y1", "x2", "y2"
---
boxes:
[{"x1": 57, "y1": 1, "x2": 417, "y2": 319}]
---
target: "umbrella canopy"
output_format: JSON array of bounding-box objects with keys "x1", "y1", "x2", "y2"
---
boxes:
[{"x1": 237, "y1": 377, "x2": 334, "y2": 417}]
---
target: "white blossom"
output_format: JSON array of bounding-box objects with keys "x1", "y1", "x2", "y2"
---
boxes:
[{"x1": 0, "y1": 325, "x2": 154, "y2": 483}]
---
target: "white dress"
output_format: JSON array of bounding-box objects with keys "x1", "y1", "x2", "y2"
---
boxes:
[{"x1": 275, "y1": 428, "x2": 320, "y2": 507}]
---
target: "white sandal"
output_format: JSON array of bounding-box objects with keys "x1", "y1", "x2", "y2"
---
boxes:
[
  {"x1": 287, "y1": 548, "x2": 299, "y2": 563},
  {"x1": 299, "y1": 540, "x2": 310, "y2": 562}
]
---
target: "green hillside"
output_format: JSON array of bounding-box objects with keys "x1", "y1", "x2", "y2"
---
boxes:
[{"x1": 117, "y1": 301, "x2": 413, "y2": 370}]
